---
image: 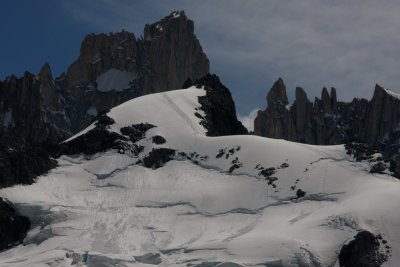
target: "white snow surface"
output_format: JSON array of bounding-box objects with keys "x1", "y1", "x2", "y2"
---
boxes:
[
  {"x1": 384, "y1": 88, "x2": 400, "y2": 100},
  {"x1": 1, "y1": 87, "x2": 400, "y2": 266},
  {"x1": 96, "y1": 69, "x2": 136, "y2": 92}
]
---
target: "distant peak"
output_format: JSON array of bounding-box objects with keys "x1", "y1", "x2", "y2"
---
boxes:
[
  {"x1": 38, "y1": 62, "x2": 52, "y2": 79},
  {"x1": 295, "y1": 87, "x2": 309, "y2": 101},
  {"x1": 374, "y1": 83, "x2": 385, "y2": 92},
  {"x1": 372, "y1": 84, "x2": 400, "y2": 100},
  {"x1": 267, "y1": 78, "x2": 288, "y2": 106},
  {"x1": 144, "y1": 10, "x2": 193, "y2": 40},
  {"x1": 321, "y1": 87, "x2": 330, "y2": 100},
  {"x1": 168, "y1": 10, "x2": 186, "y2": 19},
  {"x1": 380, "y1": 86, "x2": 400, "y2": 100}
]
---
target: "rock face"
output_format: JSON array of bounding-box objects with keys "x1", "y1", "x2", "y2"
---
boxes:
[
  {"x1": 0, "y1": 67, "x2": 71, "y2": 144},
  {"x1": 58, "y1": 115, "x2": 155, "y2": 157},
  {"x1": 254, "y1": 79, "x2": 400, "y2": 153},
  {"x1": 254, "y1": 79, "x2": 400, "y2": 176},
  {"x1": 339, "y1": 231, "x2": 388, "y2": 267},
  {"x1": 253, "y1": 78, "x2": 295, "y2": 140},
  {"x1": 64, "y1": 10, "x2": 208, "y2": 134},
  {"x1": 0, "y1": 11, "x2": 209, "y2": 144},
  {"x1": 188, "y1": 74, "x2": 248, "y2": 136},
  {"x1": 0, "y1": 198, "x2": 30, "y2": 251},
  {"x1": 0, "y1": 141, "x2": 57, "y2": 189}
]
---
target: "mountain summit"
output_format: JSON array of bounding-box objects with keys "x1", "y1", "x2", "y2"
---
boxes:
[{"x1": 0, "y1": 11, "x2": 209, "y2": 144}]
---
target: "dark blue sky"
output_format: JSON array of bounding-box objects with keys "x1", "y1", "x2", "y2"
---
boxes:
[
  {"x1": 1, "y1": 1, "x2": 86, "y2": 77},
  {"x1": 3, "y1": 1, "x2": 400, "y2": 128}
]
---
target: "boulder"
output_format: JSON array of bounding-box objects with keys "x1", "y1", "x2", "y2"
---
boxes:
[{"x1": 339, "y1": 231, "x2": 387, "y2": 267}]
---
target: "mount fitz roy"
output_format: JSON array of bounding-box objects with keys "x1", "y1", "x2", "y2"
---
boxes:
[
  {"x1": 0, "y1": 11, "x2": 208, "y2": 144},
  {"x1": 0, "y1": 10, "x2": 400, "y2": 267}
]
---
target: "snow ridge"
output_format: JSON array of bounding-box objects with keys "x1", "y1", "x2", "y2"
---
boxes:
[{"x1": 0, "y1": 87, "x2": 399, "y2": 266}]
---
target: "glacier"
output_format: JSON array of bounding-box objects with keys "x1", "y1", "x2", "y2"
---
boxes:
[{"x1": 0, "y1": 86, "x2": 399, "y2": 266}]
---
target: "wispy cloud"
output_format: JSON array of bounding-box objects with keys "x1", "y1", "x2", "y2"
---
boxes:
[
  {"x1": 238, "y1": 109, "x2": 259, "y2": 132},
  {"x1": 63, "y1": 0, "x2": 400, "y2": 114}
]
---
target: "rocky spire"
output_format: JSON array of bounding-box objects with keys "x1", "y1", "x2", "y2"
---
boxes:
[
  {"x1": 266, "y1": 78, "x2": 288, "y2": 108},
  {"x1": 293, "y1": 87, "x2": 312, "y2": 142},
  {"x1": 0, "y1": 11, "x2": 210, "y2": 144},
  {"x1": 365, "y1": 84, "x2": 386, "y2": 143},
  {"x1": 38, "y1": 62, "x2": 53, "y2": 80},
  {"x1": 254, "y1": 78, "x2": 295, "y2": 140},
  {"x1": 321, "y1": 87, "x2": 331, "y2": 113},
  {"x1": 37, "y1": 62, "x2": 61, "y2": 111},
  {"x1": 142, "y1": 10, "x2": 209, "y2": 94},
  {"x1": 63, "y1": 10, "x2": 210, "y2": 133},
  {"x1": 330, "y1": 87, "x2": 337, "y2": 110},
  {"x1": 254, "y1": 81, "x2": 400, "y2": 158}
]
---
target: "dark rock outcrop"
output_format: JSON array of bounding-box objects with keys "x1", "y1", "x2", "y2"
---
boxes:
[
  {"x1": 0, "y1": 141, "x2": 57, "y2": 189},
  {"x1": 0, "y1": 11, "x2": 209, "y2": 144},
  {"x1": 339, "y1": 231, "x2": 388, "y2": 267},
  {"x1": 296, "y1": 189, "x2": 306, "y2": 198},
  {"x1": 120, "y1": 123, "x2": 155, "y2": 143},
  {"x1": 345, "y1": 142, "x2": 380, "y2": 162},
  {"x1": 254, "y1": 79, "x2": 367, "y2": 145},
  {"x1": 57, "y1": 114, "x2": 123, "y2": 156},
  {"x1": 152, "y1": 135, "x2": 166, "y2": 144},
  {"x1": 0, "y1": 198, "x2": 30, "y2": 251},
  {"x1": 142, "y1": 148, "x2": 176, "y2": 168},
  {"x1": 254, "y1": 79, "x2": 400, "y2": 147},
  {"x1": 58, "y1": 115, "x2": 155, "y2": 156},
  {"x1": 254, "y1": 79, "x2": 400, "y2": 176},
  {"x1": 254, "y1": 78, "x2": 295, "y2": 140},
  {"x1": 370, "y1": 162, "x2": 386, "y2": 174},
  {"x1": 0, "y1": 68, "x2": 71, "y2": 144},
  {"x1": 189, "y1": 74, "x2": 248, "y2": 136}
]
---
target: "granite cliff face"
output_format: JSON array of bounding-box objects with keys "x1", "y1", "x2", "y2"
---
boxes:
[
  {"x1": 187, "y1": 74, "x2": 248, "y2": 136},
  {"x1": 0, "y1": 11, "x2": 209, "y2": 144},
  {"x1": 254, "y1": 78, "x2": 400, "y2": 165},
  {"x1": 0, "y1": 65, "x2": 71, "y2": 144},
  {"x1": 64, "y1": 10, "x2": 209, "y2": 133}
]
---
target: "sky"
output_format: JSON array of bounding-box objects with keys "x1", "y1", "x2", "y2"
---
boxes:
[{"x1": 2, "y1": 1, "x2": 400, "y2": 127}]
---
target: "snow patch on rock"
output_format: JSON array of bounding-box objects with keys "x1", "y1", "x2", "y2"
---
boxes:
[{"x1": 96, "y1": 69, "x2": 136, "y2": 92}]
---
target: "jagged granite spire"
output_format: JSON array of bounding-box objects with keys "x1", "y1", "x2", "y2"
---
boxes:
[
  {"x1": 0, "y1": 11, "x2": 210, "y2": 144},
  {"x1": 254, "y1": 81, "x2": 400, "y2": 163},
  {"x1": 63, "y1": 10, "x2": 210, "y2": 132},
  {"x1": 266, "y1": 78, "x2": 289, "y2": 107},
  {"x1": 254, "y1": 78, "x2": 296, "y2": 140}
]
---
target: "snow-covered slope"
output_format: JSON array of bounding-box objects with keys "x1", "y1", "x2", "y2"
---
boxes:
[{"x1": 0, "y1": 86, "x2": 399, "y2": 266}]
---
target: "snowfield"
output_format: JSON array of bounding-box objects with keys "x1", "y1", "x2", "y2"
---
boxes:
[
  {"x1": 96, "y1": 69, "x2": 137, "y2": 92},
  {"x1": 1, "y1": 87, "x2": 400, "y2": 266}
]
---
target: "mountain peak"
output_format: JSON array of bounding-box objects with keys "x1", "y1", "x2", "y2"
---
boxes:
[
  {"x1": 267, "y1": 78, "x2": 288, "y2": 106},
  {"x1": 295, "y1": 87, "x2": 309, "y2": 102},
  {"x1": 167, "y1": 10, "x2": 186, "y2": 19},
  {"x1": 374, "y1": 84, "x2": 400, "y2": 100},
  {"x1": 0, "y1": 11, "x2": 209, "y2": 144},
  {"x1": 38, "y1": 62, "x2": 53, "y2": 80},
  {"x1": 143, "y1": 10, "x2": 193, "y2": 41}
]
